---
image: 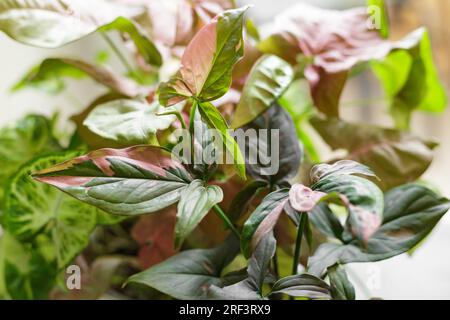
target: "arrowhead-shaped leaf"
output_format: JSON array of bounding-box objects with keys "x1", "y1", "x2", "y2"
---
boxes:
[
  {"x1": 231, "y1": 55, "x2": 294, "y2": 128},
  {"x1": 158, "y1": 6, "x2": 248, "y2": 105},
  {"x1": 175, "y1": 180, "x2": 223, "y2": 248},
  {"x1": 308, "y1": 184, "x2": 450, "y2": 276},
  {"x1": 33, "y1": 146, "x2": 192, "y2": 216}
]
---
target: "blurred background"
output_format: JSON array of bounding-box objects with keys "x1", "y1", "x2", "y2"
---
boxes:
[{"x1": 1, "y1": 0, "x2": 449, "y2": 299}]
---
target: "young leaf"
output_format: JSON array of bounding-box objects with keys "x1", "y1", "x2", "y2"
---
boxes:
[
  {"x1": 12, "y1": 58, "x2": 144, "y2": 97},
  {"x1": 0, "y1": 115, "x2": 60, "y2": 204},
  {"x1": 84, "y1": 99, "x2": 182, "y2": 144},
  {"x1": 0, "y1": 0, "x2": 142, "y2": 48},
  {"x1": 308, "y1": 184, "x2": 450, "y2": 276},
  {"x1": 231, "y1": 55, "x2": 294, "y2": 128},
  {"x1": 311, "y1": 117, "x2": 436, "y2": 191},
  {"x1": 269, "y1": 274, "x2": 331, "y2": 300},
  {"x1": 32, "y1": 146, "x2": 192, "y2": 216},
  {"x1": 241, "y1": 189, "x2": 289, "y2": 258},
  {"x1": 198, "y1": 101, "x2": 246, "y2": 179},
  {"x1": 242, "y1": 103, "x2": 302, "y2": 184},
  {"x1": 158, "y1": 6, "x2": 248, "y2": 105},
  {"x1": 367, "y1": 0, "x2": 389, "y2": 38},
  {"x1": 3, "y1": 152, "x2": 98, "y2": 268},
  {"x1": 328, "y1": 264, "x2": 355, "y2": 300},
  {"x1": 175, "y1": 180, "x2": 224, "y2": 248},
  {"x1": 126, "y1": 235, "x2": 239, "y2": 300},
  {"x1": 372, "y1": 29, "x2": 447, "y2": 129},
  {"x1": 101, "y1": 17, "x2": 162, "y2": 67}
]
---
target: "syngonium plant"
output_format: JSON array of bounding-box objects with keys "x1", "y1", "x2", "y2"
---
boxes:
[{"x1": 0, "y1": 0, "x2": 448, "y2": 300}]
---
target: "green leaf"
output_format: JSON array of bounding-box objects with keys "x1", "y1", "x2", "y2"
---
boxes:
[
  {"x1": 311, "y1": 117, "x2": 437, "y2": 191},
  {"x1": 12, "y1": 58, "x2": 143, "y2": 96},
  {"x1": 241, "y1": 189, "x2": 289, "y2": 258},
  {"x1": 328, "y1": 264, "x2": 355, "y2": 300},
  {"x1": 175, "y1": 180, "x2": 224, "y2": 248},
  {"x1": 32, "y1": 146, "x2": 192, "y2": 216},
  {"x1": 3, "y1": 152, "x2": 98, "y2": 268},
  {"x1": 84, "y1": 99, "x2": 181, "y2": 145},
  {"x1": 0, "y1": 115, "x2": 60, "y2": 205},
  {"x1": 231, "y1": 55, "x2": 294, "y2": 128},
  {"x1": 242, "y1": 103, "x2": 302, "y2": 184},
  {"x1": 0, "y1": 232, "x2": 57, "y2": 299},
  {"x1": 367, "y1": 0, "x2": 389, "y2": 38},
  {"x1": 208, "y1": 233, "x2": 276, "y2": 300},
  {"x1": 372, "y1": 29, "x2": 447, "y2": 129},
  {"x1": 269, "y1": 274, "x2": 331, "y2": 300},
  {"x1": 309, "y1": 203, "x2": 344, "y2": 241},
  {"x1": 101, "y1": 17, "x2": 162, "y2": 67},
  {"x1": 126, "y1": 235, "x2": 240, "y2": 300},
  {"x1": 308, "y1": 184, "x2": 450, "y2": 276},
  {"x1": 158, "y1": 6, "x2": 248, "y2": 105},
  {"x1": 198, "y1": 101, "x2": 246, "y2": 179},
  {"x1": 0, "y1": 0, "x2": 142, "y2": 48}
]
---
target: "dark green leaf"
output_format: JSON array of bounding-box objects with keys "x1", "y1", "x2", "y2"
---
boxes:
[
  {"x1": 126, "y1": 236, "x2": 240, "y2": 300},
  {"x1": 269, "y1": 274, "x2": 331, "y2": 300},
  {"x1": 309, "y1": 203, "x2": 344, "y2": 241},
  {"x1": 328, "y1": 264, "x2": 355, "y2": 300},
  {"x1": 228, "y1": 180, "x2": 268, "y2": 223}
]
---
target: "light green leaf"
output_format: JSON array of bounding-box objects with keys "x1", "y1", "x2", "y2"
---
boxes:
[
  {"x1": 175, "y1": 180, "x2": 224, "y2": 248},
  {"x1": 126, "y1": 236, "x2": 240, "y2": 300},
  {"x1": 372, "y1": 29, "x2": 447, "y2": 129},
  {"x1": 0, "y1": 115, "x2": 60, "y2": 205},
  {"x1": 367, "y1": 0, "x2": 389, "y2": 38},
  {"x1": 101, "y1": 17, "x2": 162, "y2": 67},
  {"x1": 84, "y1": 99, "x2": 181, "y2": 144},
  {"x1": 231, "y1": 55, "x2": 294, "y2": 128},
  {"x1": 0, "y1": 0, "x2": 142, "y2": 48},
  {"x1": 198, "y1": 101, "x2": 246, "y2": 179},
  {"x1": 3, "y1": 152, "x2": 98, "y2": 268}
]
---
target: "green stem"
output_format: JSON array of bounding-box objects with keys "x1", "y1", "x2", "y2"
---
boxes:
[
  {"x1": 213, "y1": 205, "x2": 240, "y2": 239},
  {"x1": 292, "y1": 212, "x2": 308, "y2": 276},
  {"x1": 100, "y1": 32, "x2": 141, "y2": 82}
]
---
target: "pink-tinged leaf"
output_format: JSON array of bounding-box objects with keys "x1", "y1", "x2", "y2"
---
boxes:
[
  {"x1": 289, "y1": 184, "x2": 326, "y2": 213},
  {"x1": 349, "y1": 206, "x2": 382, "y2": 243},
  {"x1": 241, "y1": 189, "x2": 289, "y2": 257},
  {"x1": 132, "y1": 206, "x2": 178, "y2": 268},
  {"x1": 33, "y1": 146, "x2": 192, "y2": 216},
  {"x1": 158, "y1": 6, "x2": 248, "y2": 105},
  {"x1": 259, "y1": 3, "x2": 430, "y2": 116}
]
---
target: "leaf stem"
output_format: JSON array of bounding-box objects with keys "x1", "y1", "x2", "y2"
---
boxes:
[
  {"x1": 292, "y1": 212, "x2": 308, "y2": 275},
  {"x1": 213, "y1": 205, "x2": 240, "y2": 239},
  {"x1": 100, "y1": 32, "x2": 141, "y2": 82}
]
